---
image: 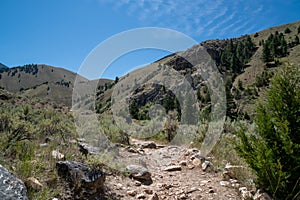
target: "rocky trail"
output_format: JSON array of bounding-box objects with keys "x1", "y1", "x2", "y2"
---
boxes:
[{"x1": 102, "y1": 139, "x2": 247, "y2": 200}]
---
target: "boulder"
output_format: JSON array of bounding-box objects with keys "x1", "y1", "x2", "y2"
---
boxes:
[
  {"x1": 125, "y1": 165, "x2": 151, "y2": 181},
  {"x1": 56, "y1": 161, "x2": 105, "y2": 194},
  {"x1": 0, "y1": 164, "x2": 28, "y2": 200}
]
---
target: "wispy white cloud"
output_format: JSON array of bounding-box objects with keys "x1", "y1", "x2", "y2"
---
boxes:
[{"x1": 101, "y1": 0, "x2": 267, "y2": 39}]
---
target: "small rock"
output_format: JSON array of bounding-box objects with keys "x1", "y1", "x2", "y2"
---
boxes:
[
  {"x1": 208, "y1": 189, "x2": 215, "y2": 193},
  {"x1": 231, "y1": 183, "x2": 240, "y2": 189},
  {"x1": 163, "y1": 165, "x2": 182, "y2": 172},
  {"x1": 78, "y1": 142, "x2": 102, "y2": 156},
  {"x1": 127, "y1": 190, "x2": 137, "y2": 196},
  {"x1": 239, "y1": 187, "x2": 253, "y2": 200},
  {"x1": 229, "y1": 179, "x2": 238, "y2": 184},
  {"x1": 187, "y1": 187, "x2": 198, "y2": 193},
  {"x1": 192, "y1": 158, "x2": 201, "y2": 167},
  {"x1": 220, "y1": 181, "x2": 230, "y2": 187},
  {"x1": 179, "y1": 193, "x2": 188, "y2": 199},
  {"x1": 135, "y1": 180, "x2": 142, "y2": 186},
  {"x1": 51, "y1": 150, "x2": 65, "y2": 160},
  {"x1": 144, "y1": 189, "x2": 153, "y2": 194},
  {"x1": 201, "y1": 161, "x2": 211, "y2": 171},
  {"x1": 179, "y1": 160, "x2": 187, "y2": 166},
  {"x1": 127, "y1": 147, "x2": 139, "y2": 153},
  {"x1": 39, "y1": 143, "x2": 48, "y2": 147},
  {"x1": 116, "y1": 183, "x2": 123, "y2": 189},
  {"x1": 222, "y1": 170, "x2": 235, "y2": 181},
  {"x1": 253, "y1": 189, "x2": 272, "y2": 200},
  {"x1": 25, "y1": 177, "x2": 43, "y2": 191},
  {"x1": 140, "y1": 141, "x2": 157, "y2": 149},
  {"x1": 187, "y1": 164, "x2": 194, "y2": 169},
  {"x1": 148, "y1": 193, "x2": 159, "y2": 200},
  {"x1": 137, "y1": 193, "x2": 146, "y2": 199}
]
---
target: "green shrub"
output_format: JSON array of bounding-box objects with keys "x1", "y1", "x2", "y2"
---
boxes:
[{"x1": 236, "y1": 65, "x2": 300, "y2": 199}]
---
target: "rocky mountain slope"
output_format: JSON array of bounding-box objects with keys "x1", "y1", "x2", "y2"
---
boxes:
[
  {"x1": 96, "y1": 20, "x2": 300, "y2": 121},
  {"x1": 0, "y1": 64, "x2": 111, "y2": 106}
]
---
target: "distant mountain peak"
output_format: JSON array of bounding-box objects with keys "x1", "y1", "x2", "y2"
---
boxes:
[{"x1": 0, "y1": 63, "x2": 8, "y2": 69}]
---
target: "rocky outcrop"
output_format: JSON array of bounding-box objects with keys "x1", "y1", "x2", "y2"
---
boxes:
[
  {"x1": 0, "y1": 164, "x2": 28, "y2": 200},
  {"x1": 56, "y1": 161, "x2": 105, "y2": 196}
]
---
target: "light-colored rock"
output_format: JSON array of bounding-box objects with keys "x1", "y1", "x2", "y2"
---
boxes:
[
  {"x1": 135, "y1": 180, "x2": 142, "y2": 186},
  {"x1": 51, "y1": 150, "x2": 65, "y2": 160},
  {"x1": 163, "y1": 165, "x2": 182, "y2": 171},
  {"x1": 127, "y1": 190, "x2": 137, "y2": 196},
  {"x1": 239, "y1": 187, "x2": 253, "y2": 200},
  {"x1": 220, "y1": 181, "x2": 230, "y2": 187},
  {"x1": 39, "y1": 143, "x2": 48, "y2": 147},
  {"x1": 192, "y1": 158, "x2": 201, "y2": 167},
  {"x1": 201, "y1": 161, "x2": 211, "y2": 171},
  {"x1": 179, "y1": 160, "x2": 187, "y2": 166},
  {"x1": 253, "y1": 189, "x2": 272, "y2": 200},
  {"x1": 26, "y1": 177, "x2": 43, "y2": 190},
  {"x1": 137, "y1": 193, "x2": 147, "y2": 199}
]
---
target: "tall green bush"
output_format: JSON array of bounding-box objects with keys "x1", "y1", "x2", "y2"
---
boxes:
[{"x1": 236, "y1": 65, "x2": 300, "y2": 199}]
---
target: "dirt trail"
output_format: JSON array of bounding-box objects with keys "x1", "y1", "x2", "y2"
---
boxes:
[{"x1": 104, "y1": 139, "x2": 242, "y2": 200}]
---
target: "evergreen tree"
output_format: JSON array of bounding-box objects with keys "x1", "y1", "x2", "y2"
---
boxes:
[
  {"x1": 294, "y1": 35, "x2": 299, "y2": 45},
  {"x1": 236, "y1": 65, "x2": 300, "y2": 199},
  {"x1": 284, "y1": 27, "x2": 291, "y2": 34},
  {"x1": 262, "y1": 42, "x2": 272, "y2": 62}
]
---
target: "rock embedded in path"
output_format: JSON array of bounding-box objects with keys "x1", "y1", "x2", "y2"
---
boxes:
[
  {"x1": 125, "y1": 165, "x2": 152, "y2": 181},
  {"x1": 163, "y1": 165, "x2": 182, "y2": 172},
  {"x1": 0, "y1": 164, "x2": 28, "y2": 200}
]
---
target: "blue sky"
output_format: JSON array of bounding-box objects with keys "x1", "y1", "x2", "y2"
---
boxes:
[{"x1": 0, "y1": 0, "x2": 299, "y2": 79}]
